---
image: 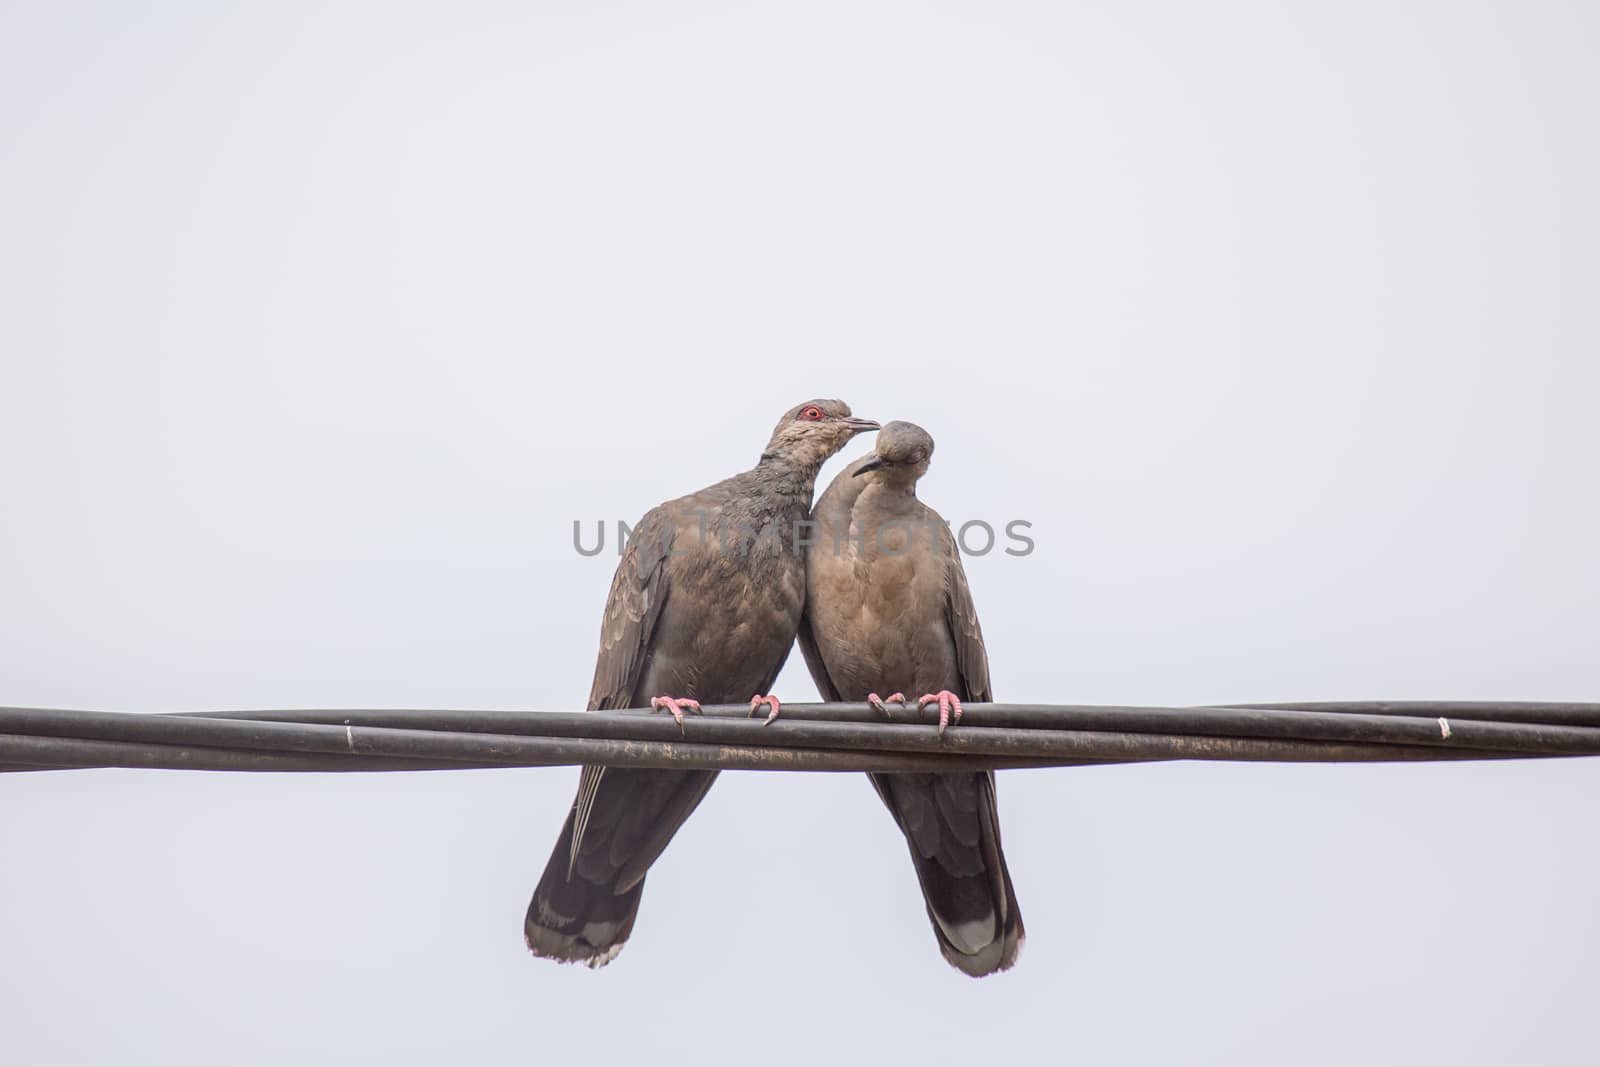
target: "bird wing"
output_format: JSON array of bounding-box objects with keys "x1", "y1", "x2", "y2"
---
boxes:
[
  {"x1": 942, "y1": 532, "x2": 993, "y2": 704},
  {"x1": 797, "y1": 608, "x2": 845, "y2": 703},
  {"x1": 798, "y1": 460, "x2": 868, "y2": 704},
  {"x1": 570, "y1": 508, "x2": 676, "y2": 873},
  {"x1": 588, "y1": 506, "x2": 676, "y2": 711}
]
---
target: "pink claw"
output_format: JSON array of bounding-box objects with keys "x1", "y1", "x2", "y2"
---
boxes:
[
  {"x1": 749, "y1": 693, "x2": 782, "y2": 726},
  {"x1": 867, "y1": 692, "x2": 908, "y2": 716},
  {"x1": 650, "y1": 695, "x2": 703, "y2": 732},
  {"x1": 916, "y1": 691, "x2": 964, "y2": 736}
]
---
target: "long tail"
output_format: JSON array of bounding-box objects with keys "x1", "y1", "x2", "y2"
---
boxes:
[
  {"x1": 870, "y1": 770, "x2": 1024, "y2": 977},
  {"x1": 525, "y1": 767, "x2": 718, "y2": 967}
]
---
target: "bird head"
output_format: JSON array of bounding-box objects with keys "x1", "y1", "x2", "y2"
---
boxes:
[
  {"x1": 762, "y1": 399, "x2": 880, "y2": 469},
  {"x1": 851, "y1": 420, "x2": 935, "y2": 488}
]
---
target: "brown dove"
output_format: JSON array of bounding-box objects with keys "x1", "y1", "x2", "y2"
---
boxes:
[
  {"x1": 525, "y1": 399, "x2": 879, "y2": 966},
  {"x1": 798, "y1": 420, "x2": 1024, "y2": 976}
]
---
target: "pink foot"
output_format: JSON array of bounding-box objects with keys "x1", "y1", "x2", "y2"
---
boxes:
[
  {"x1": 916, "y1": 691, "x2": 964, "y2": 736},
  {"x1": 650, "y1": 695, "x2": 702, "y2": 732},
  {"x1": 749, "y1": 693, "x2": 782, "y2": 726},
  {"x1": 867, "y1": 692, "x2": 908, "y2": 716}
]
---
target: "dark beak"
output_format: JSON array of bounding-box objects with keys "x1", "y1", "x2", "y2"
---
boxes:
[
  {"x1": 840, "y1": 417, "x2": 881, "y2": 435},
  {"x1": 852, "y1": 455, "x2": 889, "y2": 477}
]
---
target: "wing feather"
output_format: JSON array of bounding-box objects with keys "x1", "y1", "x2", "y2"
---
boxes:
[
  {"x1": 569, "y1": 509, "x2": 676, "y2": 873},
  {"x1": 942, "y1": 534, "x2": 992, "y2": 704}
]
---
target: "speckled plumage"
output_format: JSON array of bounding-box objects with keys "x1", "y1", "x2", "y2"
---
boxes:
[{"x1": 525, "y1": 399, "x2": 878, "y2": 967}]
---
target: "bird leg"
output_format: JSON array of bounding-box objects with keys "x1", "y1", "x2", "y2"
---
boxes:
[
  {"x1": 916, "y1": 690, "x2": 964, "y2": 736},
  {"x1": 867, "y1": 692, "x2": 908, "y2": 716},
  {"x1": 649, "y1": 695, "x2": 703, "y2": 733},
  {"x1": 749, "y1": 693, "x2": 782, "y2": 726}
]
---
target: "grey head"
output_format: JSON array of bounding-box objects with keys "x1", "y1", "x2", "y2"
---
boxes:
[
  {"x1": 852, "y1": 419, "x2": 934, "y2": 489},
  {"x1": 761, "y1": 399, "x2": 880, "y2": 470}
]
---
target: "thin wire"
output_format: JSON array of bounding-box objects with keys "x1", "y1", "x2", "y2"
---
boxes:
[{"x1": 1, "y1": 701, "x2": 1596, "y2": 775}]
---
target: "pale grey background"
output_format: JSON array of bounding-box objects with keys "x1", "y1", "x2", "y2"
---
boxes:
[{"x1": 2, "y1": 2, "x2": 1597, "y2": 1064}]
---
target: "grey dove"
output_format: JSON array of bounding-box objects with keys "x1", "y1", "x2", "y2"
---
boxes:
[
  {"x1": 525, "y1": 399, "x2": 879, "y2": 967},
  {"x1": 797, "y1": 420, "x2": 1024, "y2": 976}
]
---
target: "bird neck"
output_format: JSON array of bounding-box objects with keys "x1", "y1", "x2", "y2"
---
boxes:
[
  {"x1": 755, "y1": 450, "x2": 825, "y2": 498},
  {"x1": 859, "y1": 470, "x2": 921, "y2": 497}
]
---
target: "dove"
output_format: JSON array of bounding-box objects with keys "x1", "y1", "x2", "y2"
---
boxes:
[
  {"x1": 798, "y1": 420, "x2": 1023, "y2": 976},
  {"x1": 525, "y1": 399, "x2": 879, "y2": 966}
]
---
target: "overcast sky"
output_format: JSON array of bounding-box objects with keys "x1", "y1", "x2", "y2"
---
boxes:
[{"x1": 2, "y1": 2, "x2": 1597, "y2": 1064}]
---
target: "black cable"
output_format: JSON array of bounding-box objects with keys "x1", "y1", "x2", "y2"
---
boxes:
[{"x1": 1, "y1": 701, "x2": 1595, "y2": 775}]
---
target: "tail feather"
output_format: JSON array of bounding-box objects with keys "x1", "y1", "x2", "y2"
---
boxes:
[
  {"x1": 524, "y1": 806, "x2": 645, "y2": 967},
  {"x1": 871, "y1": 770, "x2": 1024, "y2": 977},
  {"x1": 524, "y1": 767, "x2": 717, "y2": 967}
]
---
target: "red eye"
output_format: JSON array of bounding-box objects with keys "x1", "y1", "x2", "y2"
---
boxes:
[{"x1": 799, "y1": 406, "x2": 825, "y2": 421}]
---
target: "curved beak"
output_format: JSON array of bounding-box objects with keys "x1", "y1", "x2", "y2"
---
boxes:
[
  {"x1": 852, "y1": 455, "x2": 889, "y2": 477},
  {"x1": 841, "y1": 417, "x2": 881, "y2": 435}
]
